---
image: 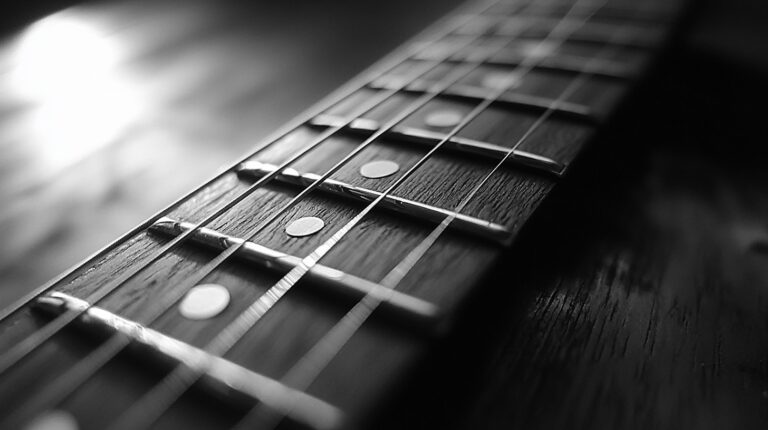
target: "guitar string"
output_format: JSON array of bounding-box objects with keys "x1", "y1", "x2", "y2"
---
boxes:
[
  {"x1": 103, "y1": 12, "x2": 555, "y2": 430},
  {"x1": 0, "y1": 0, "x2": 489, "y2": 327},
  {"x1": 4, "y1": 0, "x2": 592, "y2": 424},
  {"x1": 0, "y1": 0, "x2": 496, "y2": 386},
  {"x1": 0, "y1": 1, "x2": 520, "y2": 426},
  {"x1": 103, "y1": 1, "x2": 603, "y2": 429},
  {"x1": 241, "y1": 14, "x2": 640, "y2": 430},
  {"x1": 0, "y1": 57, "x2": 440, "y2": 380},
  {"x1": 13, "y1": 0, "x2": 600, "y2": 424}
]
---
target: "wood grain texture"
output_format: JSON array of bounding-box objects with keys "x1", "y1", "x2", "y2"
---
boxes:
[
  {"x1": 0, "y1": 0, "x2": 708, "y2": 429},
  {"x1": 0, "y1": 0, "x2": 466, "y2": 306},
  {"x1": 376, "y1": 50, "x2": 768, "y2": 430},
  {"x1": 372, "y1": 59, "x2": 627, "y2": 121},
  {"x1": 0, "y1": 116, "x2": 552, "y2": 426}
]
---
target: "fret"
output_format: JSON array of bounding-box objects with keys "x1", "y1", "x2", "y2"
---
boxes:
[
  {"x1": 475, "y1": 103, "x2": 591, "y2": 166},
  {"x1": 308, "y1": 114, "x2": 566, "y2": 176},
  {"x1": 373, "y1": 60, "x2": 474, "y2": 94},
  {"x1": 516, "y1": 22, "x2": 664, "y2": 48},
  {"x1": 450, "y1": 15, "x2": 503, "y2": 37},
  {"x1": 368, "y1": 78, "x2": 596, "y2": 121},
  {"x1": 0, "y1": 0, "x2": 689, "y2": 428},
  {"x1": 109, "y1": 10, "x2": 605, "y2": 417},
  {"x1": 1, "y1": 159, "x2": 501, "y2": 427},
  {"x1": 0, "y1": 7, "x2": 494, "y2": 414},
  {"x1": 369, "y1": 59, "x2": 630, "y2": 122},
  {"x1": 458, "y1": 64, "x2": 624, "y2": 120},
  {"x1": 230, "y1": 4, "x2": 640, "y2": 426},
  {"x1": 408, "y1": 34, "x2": 483, "y2": 62},
  {"x1": 148, "y1": 217, "x2": 439, "y2": 327},
  {"x1": 244, "y1": 124, "x2": 557, "y2": 235},
  {"x1": 411, "y1": 39, "x2": 641, "y2": 80},
  {"x1": 413, "y1": 32, "x2": 545, "y2": 65},
  {"x1": 504, "y1": 1, "x2": 677, "y2": 23},
  {"x1": 448, "y1": 62, "x2": 623, "y2": 118},
  {"x1": 415, "y1": 12, "x2": 544, "y2": 64},
  {"x1": 483, "y1": 2, "x2": 545, "y2": 18},
  {"x1": 411, "y1": 34, "x2": 522, "y2": 63},
  {"x1": 237, "y1": 161, "x2": 513, "y2": 241},
  {"x1": 485, "y1": 39, "x2": 646, "y2": 79},
  {"x1": 32, "y1": 292, "x2": 343, "y2": 430},
  {"x1": 553, "y1": 39, "x2": 647, "y2": 65},
  {"x1": 487, "y1": 50, "x2": 636, "y2": 79},
  {"x1": 368, "y1": 60, "x2": 433, "y2": 89},
  {"x1": 319, "y1": 87, "x2": 595, "y2": 168},
  {"x1": 243, "y1": 23, "x2": 670, "y2": 430},
  {"x1": 455, "y1": 16, "x2": 663, "y2": 48}
]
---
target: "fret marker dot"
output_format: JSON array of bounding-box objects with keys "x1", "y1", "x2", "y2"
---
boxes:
[
  {"x1": 523, "y1": 41, "x2": 556, "y2": 58},
  {"x1": 25, "y1": 410, "x2": 78, "y2": 430},
  {"x1": 286, "y1": 216, "x2": 325, "y2": 237},
  {"x1": 360, "y1": 160, "x2": 399, "y2": 179},
  {"x1": 179, "y1": 284, "x2": 230, "y2": 320},
  {"x1": 482, "y1": 72, "x2": 520, "y2": 90},
  {"x1": 424, "y1": 110, "x2": 463, "y2": 128}
]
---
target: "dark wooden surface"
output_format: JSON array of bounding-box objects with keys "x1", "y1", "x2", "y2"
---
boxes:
[
  {"x1": 1, "y1": 0, "x2": 767, "y2": 429},
  {"x1": 388, "y1": 46, "x2": 768, "y2": 429}
]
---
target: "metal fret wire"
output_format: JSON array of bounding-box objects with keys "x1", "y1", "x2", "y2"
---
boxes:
[
  {"x1": 246, "y1": 12, "x2": 640, "y2": 430},
  {"x1": 1, "y1": 2, "x2": 514, "y2": 427},
  {"x1": 105, "y1": 1, "x2": 603, "y2": 429},
  {"x1": 0, "y1": 59, "x2": 439, "y2": 377},
  {"x1": 0, "y1": 1, "x2": 496, "y2": 418},
  {"x1": 0, "y1": 0, "x2": 488, "y2": 328},
  {"x1": 103, "y1": 13, "x2": 551, "y2": 430},
  {"x1": 2, "y1": 37, "x2": 489, "y2": 427}
]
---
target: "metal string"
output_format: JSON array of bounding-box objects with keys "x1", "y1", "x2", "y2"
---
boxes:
[
  {"x1": 104, "y1": 1, "x2": 602, "y2": 429},
  {"x1": 0, "y1": 1, "x2": 496, "y2": 419},
  {"x1": 0, "y1": 0, "x2": 491, "y2": 326},
  {"x1": 0, "y1": 60, "x2": 432, "y2": 376},
  {"x1": 241, "y1": 14, "x2": 639, "y2": 430},
  {"x1": 104, "y1": 20, "x2": 547, "y2": 430},
  {"x1": 0, "y1": 2, "x2": 512, "y2": 427}
]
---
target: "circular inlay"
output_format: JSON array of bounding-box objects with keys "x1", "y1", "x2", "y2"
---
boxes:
[
  {"x1": 424, "y1": 110, "x2": 463, "y2": 128},
  {"x1": 25, "y1": 410, "x2": 78, "y2": 430},
  {"x1": 359, "y1": 160, "x2": 400, "y2": 179},
  {"x1": 179, "y1": 284, "x2": 230, "y2": 320},
  {"x1": 482, "y1": 72, "x2": 520, "y2": 90},
  {"x1": 523, "y1": 41, "x2": 556, "y2": 58},
  {"x1": 285, "y1": 216, "x2": 325, "y2": 237}
]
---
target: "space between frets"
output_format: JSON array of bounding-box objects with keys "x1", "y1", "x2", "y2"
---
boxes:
[
  {"x1": 148, "y1": 217, "x2": 441, "y2": 332},
  {"x1": 236, "y1": 160, "x2": 517, "y2": 242},
  {"x1": 307, "y1": 114, "x2": 567, "y2": 176},
  {"x1": 31, "y1": 292, "x2": 344, "y2": 430}
]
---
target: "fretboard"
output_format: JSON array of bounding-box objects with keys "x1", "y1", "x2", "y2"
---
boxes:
[{"x1": 0, "y1": 0, "x2": 686, "y2": 429}]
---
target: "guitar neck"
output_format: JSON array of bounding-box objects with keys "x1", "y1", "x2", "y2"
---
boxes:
[{"x1": 0, "y1": 0, "x2": 686, "y2": 429}]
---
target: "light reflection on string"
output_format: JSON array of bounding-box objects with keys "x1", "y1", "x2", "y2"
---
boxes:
[{"x1": 9, "y1": 11, "x2": 143, "y2": 170}]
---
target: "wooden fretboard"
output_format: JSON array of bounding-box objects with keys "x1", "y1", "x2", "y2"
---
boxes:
[{"x1": 0, "y1": 0, "x2": 685, "y2": 429}]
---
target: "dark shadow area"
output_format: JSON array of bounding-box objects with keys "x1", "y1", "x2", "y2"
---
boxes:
[{"x1": 380, "y1": 16, "x2": 768, "y2": 429}]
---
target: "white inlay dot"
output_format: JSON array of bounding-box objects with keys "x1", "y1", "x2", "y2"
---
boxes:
[
  {"x1": 285, "y1": 216, "x2": 325, "y2": 237},
  {"x1": 424, "y1": 110, "x2": 463, "y2": 128},
  {"x1": 25, "y1": 410, "x2": 78, "y2": 430},
  {"x1": 359, "y1": 160, "x2": 399, "y2": 179},
  {"x1": 179, "y1": 284, "x2": 230, "y2": 320},
  {"x1": 522, "y1": 41, "x2": 556, "y2": 58},
  {"x1": 482, "y1": 72, "x2": 521, "y2": 90}
]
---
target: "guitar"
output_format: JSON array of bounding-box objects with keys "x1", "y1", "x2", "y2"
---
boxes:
[{"x1": 7, "y1": 0, "x2": 766, "y2": 429}]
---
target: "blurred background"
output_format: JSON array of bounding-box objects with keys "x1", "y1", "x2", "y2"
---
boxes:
[{"x1": 0, "y1": 0, "x2": 766, "y2": 306}]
